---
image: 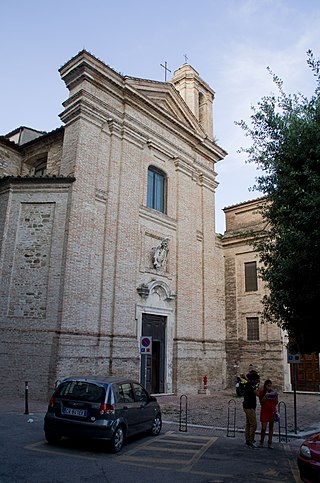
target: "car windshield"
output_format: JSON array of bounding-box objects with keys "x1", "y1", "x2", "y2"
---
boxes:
[{"x1": 56, "y1": 381, "x2": 106, "y2": 402}]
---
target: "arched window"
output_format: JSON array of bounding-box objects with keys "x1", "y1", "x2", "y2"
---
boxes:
[
  {"x1": 34, "y1": 157, "x2": 47, "y2": 177},
  {"x1": 147, "y1": 166, "x2": 166, "y2": 213}
]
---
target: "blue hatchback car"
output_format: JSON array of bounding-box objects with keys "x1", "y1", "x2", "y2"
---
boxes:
[{"x1": 44, "y1": 376, "x2": 162, "y2": 452}]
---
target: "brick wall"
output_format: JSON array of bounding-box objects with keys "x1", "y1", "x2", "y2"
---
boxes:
[
  {"x1": 223, "y1": 200, "x2": 284, "y2": 389},
  {"x1": 0, "y1": 50, "x2": 229, "y2": 399}
]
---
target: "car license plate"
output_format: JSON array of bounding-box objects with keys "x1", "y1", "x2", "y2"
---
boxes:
[{"x1": 63, "y1": 407, "x2": 87, "y2": 417}]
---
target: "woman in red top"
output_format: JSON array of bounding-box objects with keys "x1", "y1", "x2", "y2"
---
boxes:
[{"x1": 258, "y1": 379, "x2": 278, "y2": 448}]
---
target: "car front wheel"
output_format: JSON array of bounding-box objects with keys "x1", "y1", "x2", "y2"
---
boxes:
[
  {"x1": 110, "y1": 426, "x2": 124, "y2": 453},
  {"x1": 150, "y1": 414, "x2": 162, "y2": 436}
]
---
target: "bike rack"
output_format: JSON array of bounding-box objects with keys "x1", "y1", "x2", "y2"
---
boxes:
[
  {"x1": 277, "y1": 401, "x2": 288, "y2": 443},
  {"x1": 227, "y1": 398, "x2": 237, "y2": 437},
  {"x1": 179, "y1": 394, "x2": 188, "y2": 432}
]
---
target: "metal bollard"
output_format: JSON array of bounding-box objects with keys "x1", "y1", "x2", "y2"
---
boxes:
[
  {"x1": 24, "y1": 381, "x2": 29, "y2": 415},
  {"x1": 179, "y1": 394, "x2": 188, "y2": 432},
  {"x1": 278, "y1": 401, "x2": 288, "y2": 443},
  {"x1": 227, "y1": 398, "x2": 236, "y2": 437}
]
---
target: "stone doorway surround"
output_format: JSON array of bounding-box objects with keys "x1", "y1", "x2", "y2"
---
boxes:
[{"x1": 136, "y1": 280, "x2": 175, "y2": 394}]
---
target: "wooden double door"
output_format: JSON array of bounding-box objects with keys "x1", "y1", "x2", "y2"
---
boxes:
[
  {"x1": 141, "y1": 314, "x2": 166, "y2": 394},
  {"x1": 291, "y1": 353, "x2": 320, "y2": 392}
]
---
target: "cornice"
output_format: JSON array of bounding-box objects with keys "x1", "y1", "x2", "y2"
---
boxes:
[
  {"x1": 146, "y1": 139, "x2": 175, "y2": 161},
  {"x1": 60, "y1": 88, "x2": 224, "y2": 177},
  {"x1": 123, "y1": 83, "x2": 225, "y2": 161},
  {"x1": 59, "y1": 50, "x2": 124, "y2": 95},
  {"x1": 221, "y1": 228, "x2": 266, "y2": 249},
  {"x1": 139, "y1": 206, "x2": 177, "y2": 230},
  {"x1": 0, "y1": 175, "x2": 75, "y2": 193},
  {"x1": 174, "y1": 157, "x2": 217, "y2": 190},
  {"x1": 59, "y1": 52, "x2": 226, "y2": 164}
]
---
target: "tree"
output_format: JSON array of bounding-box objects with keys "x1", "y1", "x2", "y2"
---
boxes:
[{"x1": 237, "y1": 50, "x2": 320, "y2": 354}]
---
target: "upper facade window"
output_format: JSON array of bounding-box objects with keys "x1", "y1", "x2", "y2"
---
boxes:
[
  {"x1": 244, "y1": 261, "x2": 258, "y2": 292},
  {"x1": 147, "y1": 166, "x2": 166, "y2": 213},
  {"x1": 34, "y1": 156, "x2": 47, "y2": 177}
]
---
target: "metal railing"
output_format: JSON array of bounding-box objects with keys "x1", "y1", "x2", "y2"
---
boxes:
[{"x1": 175, "y1": 393, "x2": 288, "y2": 444}]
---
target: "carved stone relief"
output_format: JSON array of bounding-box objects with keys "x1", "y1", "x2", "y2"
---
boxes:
[{"x1": 152, "y1": 238, "x2": 169, "y2": 270}]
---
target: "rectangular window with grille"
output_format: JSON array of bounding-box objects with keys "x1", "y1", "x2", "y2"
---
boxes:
[
  {"x1": 247, "y1": 317, "x2": 260, "y2": 341},
  {"x1": 244, "y1": 261, "x2": 258, "y2": 291}
]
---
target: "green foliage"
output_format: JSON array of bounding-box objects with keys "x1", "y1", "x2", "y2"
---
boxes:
[{"x1": 237, "y1": 50, "x2": 320, "y2": 353}]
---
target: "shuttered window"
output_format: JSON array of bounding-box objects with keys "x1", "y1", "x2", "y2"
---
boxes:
[{"x1": 245, "y1": 261, "x2": 258, "y2": 292}]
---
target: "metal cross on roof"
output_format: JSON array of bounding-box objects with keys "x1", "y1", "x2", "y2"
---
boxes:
[{"x1": 160, "y1": 61, "x2": 171, "y2": 81}]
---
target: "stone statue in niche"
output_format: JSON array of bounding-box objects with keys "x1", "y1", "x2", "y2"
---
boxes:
[{"x1": 153, "y1": 238, "x2": 169, "y2": 270}]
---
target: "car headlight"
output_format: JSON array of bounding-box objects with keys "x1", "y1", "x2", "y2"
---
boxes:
[{"x1": 300, "y1": 445, "x2": 311, "y2": 459}]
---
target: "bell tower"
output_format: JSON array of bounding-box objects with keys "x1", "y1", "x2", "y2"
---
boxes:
[{"x1": 171, "y1": 64, "x2": 215, "y2": 139}]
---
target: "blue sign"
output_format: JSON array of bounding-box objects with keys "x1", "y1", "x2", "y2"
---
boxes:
[{"x1": 287, "y1": 352, "x2": 301, "y2": 363}]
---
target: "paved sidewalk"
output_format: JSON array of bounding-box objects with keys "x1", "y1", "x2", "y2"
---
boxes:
[
  {"x1": 1, "y1": 388, "x2": 319, "y2": 440},
  {"x1": 157, "y1": 389, "x2": 320, "y2": 439}
]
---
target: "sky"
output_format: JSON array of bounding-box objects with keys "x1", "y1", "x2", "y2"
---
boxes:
[{"x1": 1, "y1": 0, "x2": 320, "y2": 232}]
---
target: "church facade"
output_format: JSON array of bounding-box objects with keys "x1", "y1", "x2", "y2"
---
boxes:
[
  {"x1": 1, "y1": 51, "x2": 317, "y2": 399},
  {"x1": 0, "y1": 51, "x2": 228, "y2": 399}
]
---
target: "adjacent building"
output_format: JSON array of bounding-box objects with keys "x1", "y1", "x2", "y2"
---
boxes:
[{"x1": 223, "y1": 199, "x2": 320, "y2": 393}]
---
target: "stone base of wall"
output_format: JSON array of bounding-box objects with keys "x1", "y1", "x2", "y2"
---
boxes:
[
  {"x1": 198, "y1": 388, "x2": 210, "y2": 395},
  {"x1": 0, "y1": 329, "x2": 59, "y2": 401},
  {"x1": 225, "y1": 339, "x2": 284, "y2": 390},
  {"x1": 174, "y1": 339, "x2": 226, "y2": 395},
  {"x1": 55, "y1": 334, "x2": 141, "y2": 387}
]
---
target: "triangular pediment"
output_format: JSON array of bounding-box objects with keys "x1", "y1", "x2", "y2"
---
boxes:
[{"x1": 124, "y1": 77, "x2": 205, "y2": 136}]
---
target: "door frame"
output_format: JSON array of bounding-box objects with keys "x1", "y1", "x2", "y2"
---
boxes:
[
  {"x1": 141, "y1": 314, "x2": 166, "y2": 393},
  {"x1": 136, "y1": 303, "x2": 174, "y2": 394}
]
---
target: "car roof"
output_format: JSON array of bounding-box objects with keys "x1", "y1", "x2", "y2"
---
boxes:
[{"x1": 60, "y1": 376, "x2": 141, "y2": 385}]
